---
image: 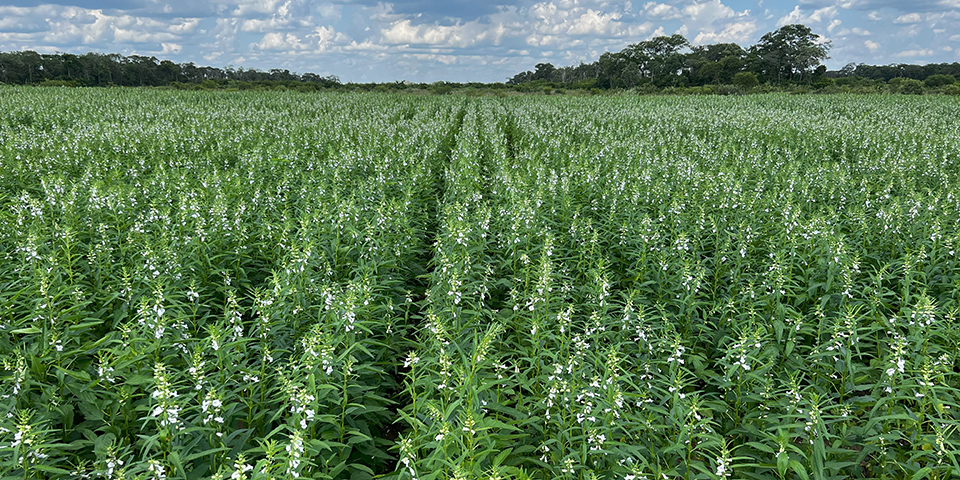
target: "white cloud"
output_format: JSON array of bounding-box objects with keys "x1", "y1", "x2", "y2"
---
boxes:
[
  {"x1": 114, "y1": 28, "x2": 177, "y2": 43},
  {"x1": 0, "y1": 5, "x2": 37, "y2": 16},
  {"x1": 0, "y1": 32, "x2": 40, "y2": 43},
  {"x1": 643, "y1": 2, "x2": 682, "y2": 20},
  {"x1": 381, "y1": 19, "x2": 501, "y2": 48},
  {"x1": 160, "y1": 42, "x2": 182, "y2": 54},
  {"x1": 35, "y1": 6, "x2": 200, "y2": 46},
  {"x1": 42, "y1": 8, "x2": 111, "y2": 44},
  {"x1": 168, "y1": 19, "x2": 200, "y2": 34},
  {"x1": 0, "y1": 16, "x2": 29, "y2": 29},
  {"x1": 896, "y1": 48, "x2": 933, "y2": 57},
  {"x1": 901, "y1": 24, "x2": 921, "y2": 36},
  {"x1": 4, "y1": 0, "x2": 960, "y2": 83},
  {"x1": 673, "y1": 0, "x2": 749, "y2": 47},
  {"x1": 693, "y1": 20, "x2": 756, "y2": 44},
  {"x1": 252, "y1": 32, "x2": 308, "y2": 51},
  {"x1": 239, "y1": 0, "x2": 310, "y2": 32},
  {"x1": 307, "y1": 25, "x2": 347, "y2": 52},
  {"x1": 241, "y1": 17, "x2": 287, "y2": 32},
  {"x1": 683, "y1": 0, "x2": 735, "y2": 23},
  {"x1": 342, "y1": 40, "x2": 389, "y2": 51},
  {"x1": 833, "y1": 26, "x2": 871, "y2": 36},
  {"x1": 893, "y1": 13, "x2": 921, "y2": 24},
  {"x1": 402, "y1": 53, "x2": 457, "y2": 65},
  {"x1": 232, "y1": 0, "x2": 286, "y2": 17},
  {"x1": 567, "y1": 10, "x2": 623, "y2": 35},
  {"x1": 316, "y1": 4, "x2": 341, "y2": 22},
  {"x1": 778, "y1": 6, "x2": 837, "y2": 26},
  {"x1": 527, "y1": 2, "x2": 638, "y2": 38}
]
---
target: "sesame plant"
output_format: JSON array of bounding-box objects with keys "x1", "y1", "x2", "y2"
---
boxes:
[{"x1": 2, "y1": 88, "x2": 960, "y2": 480}]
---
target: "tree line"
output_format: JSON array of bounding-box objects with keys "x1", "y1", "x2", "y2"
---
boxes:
[
  {"x1": 2, "y1": 23, "x2": 958, "y2": 95},
  {"x1": 508, "y1": 24, "x2": 960, "y2": 93},
  {"x1": 0, "y1": 51, "x2": 340, "y2": 88}
]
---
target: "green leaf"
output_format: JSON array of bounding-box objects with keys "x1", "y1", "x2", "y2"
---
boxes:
[
  {"x1": 777, "y1": 452, "x2": 788, "y2": 478},
  {"x1": 910, "y1": 467, "x2": 932, "y2": 480},
  {"x1": 32, "y1": 465, "x2": 72, "y2": 475},
  {"x1": 788, "y1": 460, "x2": 809, "y2": 480},
  {"x1": 11, "y1": 327, "x2": 41, "y2": 334}
]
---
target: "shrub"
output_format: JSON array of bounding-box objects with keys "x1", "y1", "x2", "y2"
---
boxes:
[
  {"x1": 732, "y1": 72, "x2": 759, "y2": 90},
  {"x1": 923, "y1": 74, "x2": 957, "y2": 88},
  {"x1": 942, "y1": 84, "x2": 960, "y2": 95},
  {"x1": 898, "y1": 78, "x2": 924, "y2": 95}
]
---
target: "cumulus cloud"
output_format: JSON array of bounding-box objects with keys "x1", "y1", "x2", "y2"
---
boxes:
[
  {"x1": 896, "y1": 48, "x2": 933, "y2": 57},
  {"x1": 33, "y1": 6, "x2": 203, "y2": 46},
  {"x1": 169, "y1": 19, "x2": 201, "y2": 34},
  {"x1": 778, "y1": 6, "x2": 838, "y2": 26},
  {"x1": 532, "y1": 2, "x2": 644, "y2": 39},
  {"x1": 683, "y1": 0, "x2": 735, "y2": 22},
  {"x1": 693, "y1": 20, "x2": 756, "y2": 44},
  {"x1": 233, "y1": 0, "x2": 288, "y2": 17},
  {"x1": 669, "y1": 0, "x2": 750, "y2": 48},
  {"x1": 1, "y1": 0, "x2": 959, "y2": 83},
  {"x1": 380, "y1": 19, "x2": 503, "y2": 48},
  {"x1": 42, "y1": 8, "x2": 112, "y2": 44},
  {"x1": 307, "y1": 25, "x2": 347, "y2": 52},
  {"x1": 161, "y1": 42, "x2": 182, "y2": 54},
  {"x1": 239, "y1": 0, "x2": 311, "y2": 32},
  {"x1": 566, "y1": 10, "x2": 624, "y2": 35},
  {"x1": 252, "y1": 32, "x2": 308, "y2": 50},
  {"x1": 342, "y1": 40, "x2": 390, "y2": 52},
  {"x1": 643, "y1": 2, "x2": 683, "y2": 20},
  {"x1": 893, "y1": 13, "x2": 922, "y2": 23},
  {"x1": 402, "y1": 53, "x2": 457, "y2": 65}
]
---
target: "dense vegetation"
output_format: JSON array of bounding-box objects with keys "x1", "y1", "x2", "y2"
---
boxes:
[
  {"x1": 507, "y1": 24, "x2": 960, "y2": 95},
  {"x1": 0, "y1": 51, "x2": 342, "y2": 89},
  {"x1": 2, "y1": 88, "x2": 960, "y2": 480},
  {"x1": 1, "y1": 23, "x2": 958, "y2": 95}
]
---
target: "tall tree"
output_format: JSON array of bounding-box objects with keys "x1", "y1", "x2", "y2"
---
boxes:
[
  {"x1": 532, "y1": 63, "x2": 557, "y2": 82},
  {"x1": 751, "y1": 24, "x2": 830, "y2": 83},
  {"x1": 622, "y1": 34, "x2": 690, "y2": 86},
  {"x1": 689, "y1": 43, "x2": 747, "y2": 85}
]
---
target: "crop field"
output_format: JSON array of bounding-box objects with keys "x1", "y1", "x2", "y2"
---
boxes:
[{"x1": 1, "y1": 88, "x2": 960, "y2": 480}]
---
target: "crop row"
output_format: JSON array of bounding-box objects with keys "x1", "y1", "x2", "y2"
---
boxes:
[{"x1": 1, "y1": 88, "x2": 960, "y2": 479}]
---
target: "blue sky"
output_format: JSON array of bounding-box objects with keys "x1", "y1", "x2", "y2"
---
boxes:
[{"x1": 0, "y1": 0, "x2": 957, "y2": 82}]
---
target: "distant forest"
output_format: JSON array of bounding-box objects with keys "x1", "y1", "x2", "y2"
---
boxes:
[
  {"x1": 507, "y1": 24, "x2": 960, "y2": 95},
  {"x1": 1, "y1": 23, "x2": 958, "y2": 95},
  {"x1": 0, "y1": 50, "x2": 342, "y2": 90}
]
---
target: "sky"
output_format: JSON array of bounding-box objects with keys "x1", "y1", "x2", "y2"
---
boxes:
[{"x1": 0, "y1": 0, "x2": 957, "y2": 83}]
